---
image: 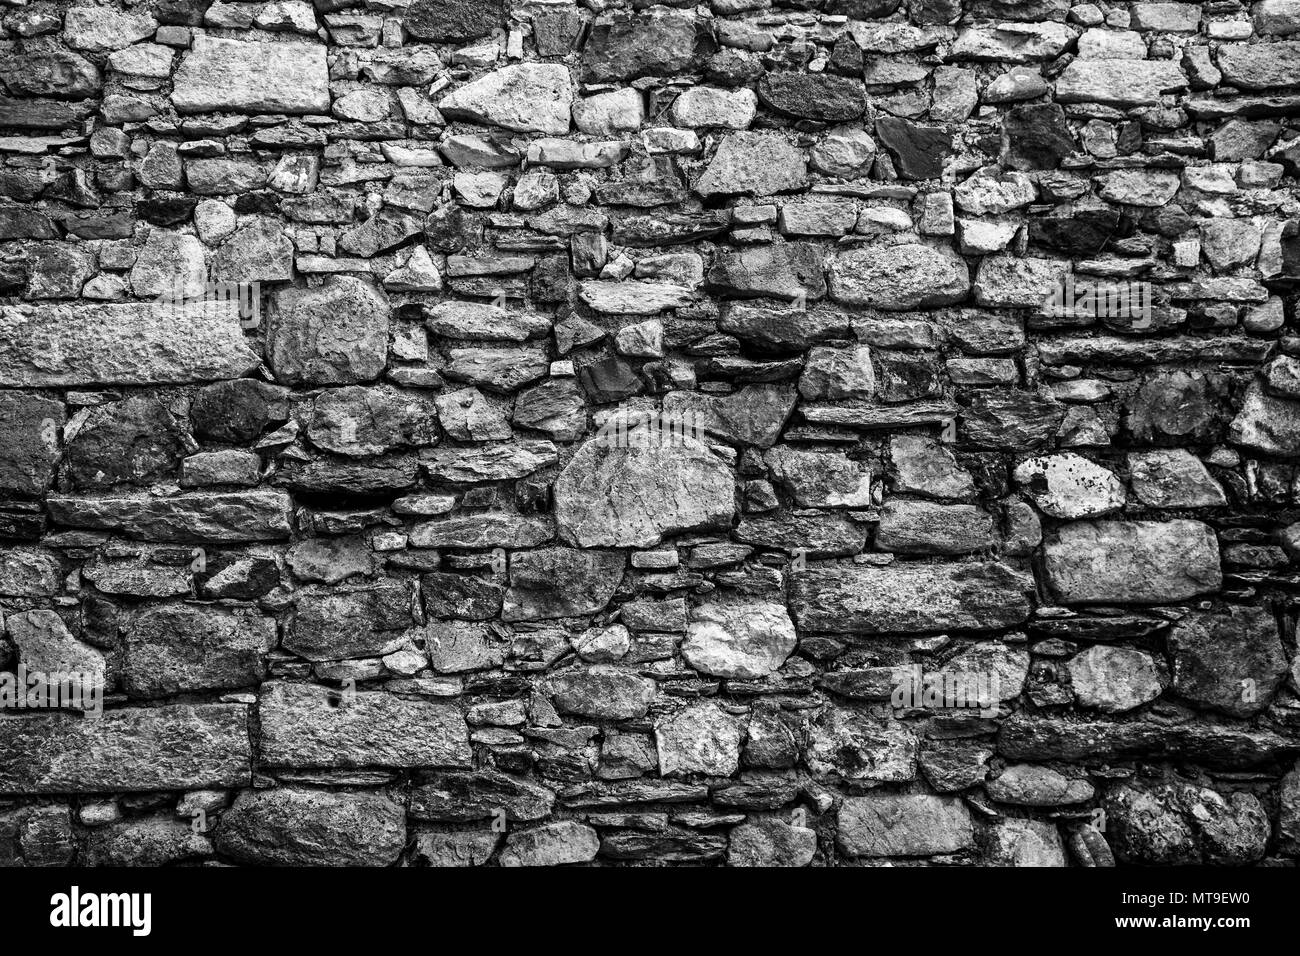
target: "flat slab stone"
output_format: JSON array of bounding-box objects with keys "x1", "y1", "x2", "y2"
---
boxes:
[
  {"x1": 1041, "y1": 519, "x2": 1222, "y2": 604},
  {"x1": 47, "y1": 490, "x2": 293, "y2": 542},
  {"x1": 790, "y1": 561, "x2": 1034, "y2": 634},
  {"x1": 0, "y1": 703, "x2": 251, "y2": 794},
  {"x1": 258, "y1": 681, "x2": 472, "y2": 769},
  {"x1": 171, "y1": 36, "x2": 330, "y2": 115},
  {"x1": 1055, "y1": 59, "x2": 1188, "y2": 106},
  {"x1": 0, "y1": 301, "x2": 258, "y2": 386}
]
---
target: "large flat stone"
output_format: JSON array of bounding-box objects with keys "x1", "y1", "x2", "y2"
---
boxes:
[
  {"x1": 790, "y1": 561, "x2": 1034, "y2": 634},
  {"x1": 0, "y1": 704, "x2": 251, "y2": 794},
  {"x1": 554, "y1": 437, "x2": 735, "y2": 548},
  {"x1": 1055, "y1": 59, "x2": 1188, "y2": 106},
  {"x1": 1042, "y1": 520, "x2": 1222, "y2": 604},
  {"x1": 828, "y1": 243, "x2": 970, "y2": 309},
  {"x1": 258, "y1": 681, "x2": 472, "y2": 770},
  {"x1": 0, "y1": 301, "x2": 258, "y2": 386},
  {"x1": 47, "y1": 490, "x2": 293, "y2": 542},
  {"x1": 172, "y1": 37, "x2": 330, "y2": 115}
]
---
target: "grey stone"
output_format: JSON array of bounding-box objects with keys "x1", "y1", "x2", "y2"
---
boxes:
[
  {"x1": 1042, "y1": 520, "x2": 1222, "y2": 604},
  {"x1": 172, "y1": 37, "x2": 329, "y2": 115},
  {"x1": 216, "y1": 787, "x2": 406, "y2": 866}
]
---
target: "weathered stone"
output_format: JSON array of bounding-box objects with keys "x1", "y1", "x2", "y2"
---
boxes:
[
  {"x1": 838, "y1": 794, "x2": 973, "y2": 857},
  {"x1": 284, "y1": 582, "x2": 413, "y2": 661},
  {"x1": 410, "y1": 770, "x2": 554, "y2": 822},
  {"x1": 48, "y1": 490, "x2": 291, "y2": 542},
  {"x1": 682, "y1": 600, "x2": 796, "y2": 678},
  {"x1": 1042, "y1": 520, "x2": 1222, "y2": 604},
  {"x1": 875, "y1": 500, "x2": 996, "y2": 555},
  {"x1": 1127, "y1": 449, "x2": 1226, "y2": 508},
  {"x1": 1013, "y1": 452, "x2": 1126, "y2": 519},
  {"x1": 0, "y1": 704, "x2": 250, "y2": 794},
  {"x1": 1056, "y1": 59, "x2": 1189, "y2": 106},
  {"x1": 1218, "y1": 42, "x2": 1300, "y2": 91},
  {"x1": 216, "y1": 787, "x2": 406, "y2": 866},
  {"x1": 0, "y1": 301, "x2": 258, "y2": 387},
  {"x1": 986, "y1": 765, "x2": 1094, "y2": 806},
  {"x1": 874, "y1": 117, "x2": 952, "y2": 179},
  {"x1": 828, "y1": 243, "x2": 969, "y2": 309},
  {"x1": 888, "y1": 434, "x2": 976, "y2": 501},
  {"x1": 172, "y1": 37, "x2": 330, "y2": 114},
  {"x1": 1066, "y1": 645, "x2": 1165, "y2": 714},
  {"x1": 258, "y1": 681, "x2": 471, "y2": 769},
  {"x1": 125, "y1": 604, "x2": 274, "y2": 697},
  {"x1": 1169, "y1": 606, "x2": 1288, "y2": 717},
  {"x1": 499, "y1": 821, "x2": 599, "y2": 866},
  {"x1": 0, "y1": 392, "x2": 62, "y2": 497},
  {"x1": 502, "y1": 547, "x2": 624, "y2": 621},
  {"x1": 655, "y1": 701, "x2": 742, "y2": 776},
  {"x1": 727, "y1": 820, "x2": 817, "y2": 867},
  {"x1": 439, "y1": 64, "x2": 572, "y2": 135},
  {"x1": 791, "y1": 562, "x2": 1034, "y2": 634},
  {"x1": 554, "y1": 438, "x2": 734, "y2": 548},
  {"x1": 758, "y1": 73, "x2": 866, "y2": 122},
  {"x1": 268, "y1": 276, "x2": 390, "y2": 386},
  {"x1": 403, "y1": 0, "x2": 503, "y2": 41},
  {"x1": 582, "y1": 10, "x2": 716, "y2": 82},
  {"x1": 694, "y1": 131, "x2": 808, "y2": 198},
  {"x1": 547, "y1": 666, "x2": 656, "y2": 719}
]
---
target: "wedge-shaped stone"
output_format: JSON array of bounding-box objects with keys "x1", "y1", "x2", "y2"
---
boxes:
[
  {"x1": 1042, "y1": 520, "x2": 1221, "y2": 604},
  {"x1": 0, "y1": 301, "x2": 258, "y2": 387},
  {"x1": 0, "y1": 704, "x2": 251, "y2": 794},
  {"x1": 790, "y1": 561, "x2": 1034, "y2": 634},
  {"x1": 215, "y1": 788, "x2": 406, "y2": 866},
  {"x1": 258, "y1": 681, "x2": 472, "y2": 769},
  {"x1": 47, "y1": 490, "x2": 292, "y2": 542},
  {"x1": 410, "y1": 770, "x2": 555, "y2": 822},
  {"x1": 438, "y1": 63, "x2": 573, "y2": 134},
  {"x1": 172, "y1": 37, "x2": 330, "y2": 115},
  {"x1": 554, "y1": 437, "x2": 735, "y2": 548}
]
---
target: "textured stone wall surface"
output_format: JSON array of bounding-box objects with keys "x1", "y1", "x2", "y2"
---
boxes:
[{"x1": 1, "y1": 0, "x2": 1300, "y2": 868}]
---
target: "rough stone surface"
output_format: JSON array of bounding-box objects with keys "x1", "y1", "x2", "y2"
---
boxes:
[{"x1": 0, "y1": 0, "x2": 1292, "y2": 871}]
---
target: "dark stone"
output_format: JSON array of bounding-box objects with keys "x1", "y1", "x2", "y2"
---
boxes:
[
  {"x1": 1002, "y1": 103, "x2": 1076, "y2": 171},
  {"x1": 582, "y1": 10, "x2": 717, "y2": 83},
  {"x1": 403, "y1": 0, "x2": 504, "y2": 42},
  {"x1": 758, "y1": 73, "x2": 867, "y2": 122},
  {"x1": 874, "y1": 117, "x2": 952, "y2": 180}
]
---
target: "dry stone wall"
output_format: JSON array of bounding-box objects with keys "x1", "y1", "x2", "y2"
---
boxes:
[{"x1": 1, "y1": 0, "x2": 1299, "y2": 867}]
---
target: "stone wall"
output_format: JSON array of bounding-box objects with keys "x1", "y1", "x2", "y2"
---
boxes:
[{"x1": 1, "y1": 0, "x2": 1299, "y2": 867}]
